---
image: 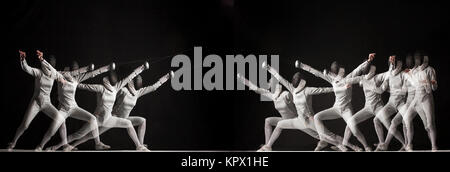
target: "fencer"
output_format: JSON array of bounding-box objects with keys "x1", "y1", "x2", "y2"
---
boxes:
[
  {"x1": 68, "y1": 71, "x2": 174, "y2": 150},
  {"x1": 8, "y1": 50, "x2": 66, "y2": 151},
  {"x1": 236, "y1": 74, "x2": 298, "y2": 151},
  {"x1": 44, "y1": 62, "x2": 116, "y2": 151},
  {"x1": 376, "y1": 54, "x2": 418, "y2": 151},
  {"x1": 373, "y1": 56, "x2": 408, "y2": 151},
  {"x1": 298, "y1": 53, "x2": 374, "y2": 151},
  {"x1": 402, "y1": 54, "x2": 438, "y2": 151},
  {"x1": 339, "y1": 65, "x2": 388, "y2": 150},
  {"x1": 261, "y1": 62, "x2": 362, "y2": 151},
  {"x1": 59, "y1": 62, "x2": 150, "y2": 151}
]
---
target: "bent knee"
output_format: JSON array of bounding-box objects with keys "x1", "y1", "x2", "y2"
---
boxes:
[
  {"x1": 273, "y1": 126, "x2": 283, "y2": 132},
  {"x1": 139, "y1": 118, "x2": 146, "y2": 125},
  {"x1": 265, "y1": 118, "x2": 275, "y2": 126},
  {"x1": 124, "y1": 120, "x2": 133, "y2": 128}
]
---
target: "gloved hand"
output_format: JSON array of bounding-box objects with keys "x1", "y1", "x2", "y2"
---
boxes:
[{"x1": 19, "y1": 50, "x2": 26, "y2": 61}]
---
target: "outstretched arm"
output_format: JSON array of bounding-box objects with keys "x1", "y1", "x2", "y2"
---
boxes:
[
  {"x1": 262, "y1": 62, "x2": 295, "y2": 93},
  {"x1": 305, "y1": 87, "x2": 334, "y2": 95},
  {"x1": 61, "y1": 64, "x2": 94, "y2": 77},
  {"x1": 295, "y1": 61, "x2": 333, "y2": 83},
  {"x1": 345, "y1": 53, "x2": 375, "y2": 79},
  {"x1": 76, "y1": 63, "x2": 115, "y2": 82},
  {"x1": 345, "y1": 61, "x2": 369, "y2": 79},
  {"x1": 77, "y1": 83, "x2": 104, "y2": 93},
  {"x1": 19, "y1": 50, "x2": 41, "y2": 76},
  {"x1": 138, "y1": 71, "x2": 173, "y2": 97},
  {"x1": 236, "y1": 73, "x2": 273, "y2": 99},
  {"x1": 116, "y1": 62, "x2": 149, "y2": 89}
]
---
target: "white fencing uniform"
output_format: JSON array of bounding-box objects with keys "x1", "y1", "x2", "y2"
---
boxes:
[
  {"x1": 380, "y1": 67, "x2": 419, "y2": 150},
  {"x1": 373, "y1": 62, "x2": 407, "y2": 149},
  {"x1": 8, "y1": 59, "x2": 65, "y2": 150},
  {"x1": 236, "y1": 75, "x2": 298, "y2": 151},
  {"x1": 299, "y1": 60, "x2": 371, "y2": 151},
  {"x1": 403, "y1": 64, "x2": 438, "y2": 151},
  {"x1": 70, "y1": 73, "x2": 171, "y2": 148},
  {"x1": 45, "y1": 64, "x2": 113, "y2": 151},
  {"x1": 65, "y1": 64, "x2": 148, "y2": 150},
  {"x1": 264, "y1": 65, "x2": 361, "y2": 151},
  {"x1": 341, "y1": 72, "x2": 386, "y2": 148}
]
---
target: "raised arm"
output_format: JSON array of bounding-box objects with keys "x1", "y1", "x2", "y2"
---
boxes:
[
  {"x1": 61, "y1": 64, "x2": 94, "y2": 77},
  {"x1": 137, "y1": 71, "x2": 173, "y2": 97},
  {"x1": 305, "y1": 87, "x2": 334, "y2": 95},
  {"x1": 116, "y1": 62, "x2": 149, "y2": 89},
  {"x1": 345, "y1": 53, "x2": 375, "y2": 79},
  {"x1": 295, "y1": 61, "x2": 333, "y2": 83},
  {"x1": 346, "y1": 61, "x2": 369, "y2": 79},
  {"x1": 76, "y1": 63, "x2": 115, "y2": 82},
  {"x1": 262, "y1": 62, "x2": 295, "y2": 93},
  {"x1": 236, "y1": 73, "x2": 273, "y2": 98},
  {"x1": 77, "y1": 83, "x2": 104, "y2": 93},
  {"x1": 19, "y1": 50, "x2": 41, "y2": 77},
  {"x1": 37, "y1": 51, "x2": 65, "y2": 82},
  {"x1": 20, "y1": 59, "x2": 41, "y2": 77}
]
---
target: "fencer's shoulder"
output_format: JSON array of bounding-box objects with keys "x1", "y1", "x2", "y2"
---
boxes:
[{"x1": 426, "y1": 66, "x2": 436, "y2": 72}]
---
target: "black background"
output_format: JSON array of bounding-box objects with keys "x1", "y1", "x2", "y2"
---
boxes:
[{"x1": 3, "y1": 0, "x2": 450, "y2": 151}]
